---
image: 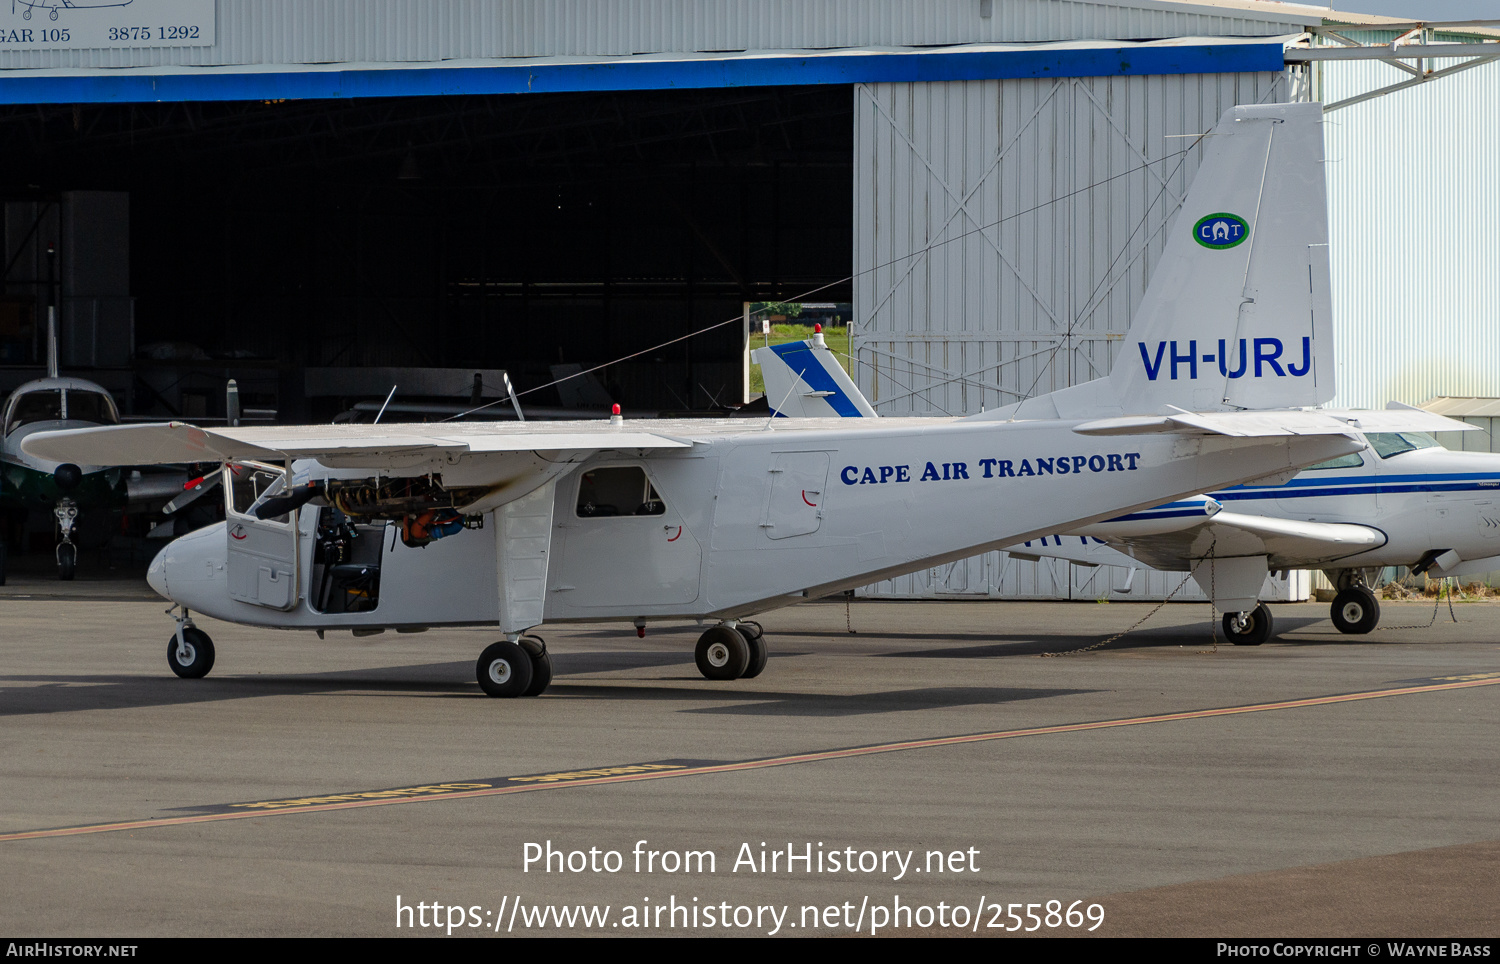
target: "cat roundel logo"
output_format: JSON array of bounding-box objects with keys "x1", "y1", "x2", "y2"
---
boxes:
[{"x1": 1192, "y1": 212, "x2": 1249, "y2": 249}]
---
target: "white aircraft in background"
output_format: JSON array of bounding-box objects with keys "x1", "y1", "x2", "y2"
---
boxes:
[
  {"x1": 26, "y1": 103, "x2": 1460, "y2": 695},
  {"x1": 755, "y1": 151, "x2": 1491, "y2": 647},
  {"x1": 0, "y1": 246, "x2": 187, "y2": 584}
]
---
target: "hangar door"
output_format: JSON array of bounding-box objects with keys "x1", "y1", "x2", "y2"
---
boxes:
[{"x1": 850, "y1": 69, "x2": 1306, "y2": 600}]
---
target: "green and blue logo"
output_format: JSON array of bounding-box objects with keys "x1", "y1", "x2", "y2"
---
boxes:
[{"x1": 1192, "y1": 213, "x2": 1249, "y2": 249}]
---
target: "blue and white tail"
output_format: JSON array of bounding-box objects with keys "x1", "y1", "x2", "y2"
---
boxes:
[{"x1": 751, "y1": 326, "x2": 877, "y2": 418}]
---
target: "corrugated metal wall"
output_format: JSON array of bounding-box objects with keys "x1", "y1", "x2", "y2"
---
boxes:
[
  {"x1": 851, "y1": 68, "x2": 1303, "y2": 598},
  {"x1": 0, "y1": 0, "x2": 1309, "y2": 70},
  {"x1": 861, "y1": 554, "x2": 1311, "y2": 602},
  {"x1": 1320, "y1": 56, "x2": 1500, "y2": 410}
]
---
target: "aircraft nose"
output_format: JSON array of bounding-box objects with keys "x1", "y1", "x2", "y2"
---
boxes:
[{"x1": 146, "y1": 545, "x2": 170, "y2": 599}]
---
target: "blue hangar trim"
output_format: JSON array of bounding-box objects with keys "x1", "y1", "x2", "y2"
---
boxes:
[
  {"x1": 766, "y1": 342, "x2": 861, "y2": 418},
  {"x1": 0, "y1": 44, "x2": 1287, "y2": 105}
]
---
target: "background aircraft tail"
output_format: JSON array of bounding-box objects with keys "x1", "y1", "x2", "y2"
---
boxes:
[{"x1": 751, "y1": 327, "x2": 877, "y2": 418}]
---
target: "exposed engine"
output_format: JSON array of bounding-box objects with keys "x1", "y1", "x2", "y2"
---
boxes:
[{"x1": 322, "y1": 475, "x2": 487, "y2": 548}]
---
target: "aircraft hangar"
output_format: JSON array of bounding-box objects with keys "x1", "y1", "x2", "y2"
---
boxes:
[{"x1": 1, "y1": 0, "x2": 1496, "y2": 588}]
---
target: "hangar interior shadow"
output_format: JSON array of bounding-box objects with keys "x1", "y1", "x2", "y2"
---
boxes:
[{"x1": 0, "y1": 86, "x2": 853, "y2": 417}]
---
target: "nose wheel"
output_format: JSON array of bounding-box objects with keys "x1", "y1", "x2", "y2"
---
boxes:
[{"x1": 167, "y1": 626, "x2": 216, "y2": 678}]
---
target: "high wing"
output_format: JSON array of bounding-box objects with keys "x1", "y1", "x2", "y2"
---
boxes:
[{"x1": 22, "y1": 420, "x2": 691, "y2": 469}]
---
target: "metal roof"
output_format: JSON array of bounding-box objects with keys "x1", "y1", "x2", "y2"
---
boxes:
[
  {"x1": 0, "y1": 36, "x2": 1292, "y2": 105},
  {"x1": 0, "y1": 0, "x2": 1320, "y2": 73},
  {"x1": 1422, "y1": 398, "x2": 1500, "y2": 418}
]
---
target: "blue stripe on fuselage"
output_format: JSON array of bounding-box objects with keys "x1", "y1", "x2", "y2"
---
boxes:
[{"x1": 1110, "y1": 474, "x2": 1500, "y2": 523}]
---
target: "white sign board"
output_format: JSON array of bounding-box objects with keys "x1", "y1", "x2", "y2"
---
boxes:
[{"x1": 0, "y1": 0, "x2": 214, "y2": 51}]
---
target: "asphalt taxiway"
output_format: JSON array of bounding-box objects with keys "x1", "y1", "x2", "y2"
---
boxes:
[{"x1": 1, "y1": 573, "x2": 1496, "y2": 937}]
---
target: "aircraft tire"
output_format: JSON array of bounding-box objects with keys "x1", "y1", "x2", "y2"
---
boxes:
[
  {"x1": 477, "y1": 640, "x2": 533, "y2": 698},
  {"x1": 58, "y1": 543, "x2": 77, "y2": 581},
  {"x1": 523, "y1": 650, "x2": 553, "y2": 697},
  {"x1": 1222, "y1": 604, "x2": 1273, "y2": 646},
  {"x1": 695, "y1": 626, "x2": 749, "y2": 681},
  {"x1": 738, "y1": 628, "x2": 768, "y2": 679},
  {"x1": 1331, "y1": 588, "x2": 1380, "y2": 635},
  {"x1": 167, "y1": 628, "x2": 216, "y2": 679}
]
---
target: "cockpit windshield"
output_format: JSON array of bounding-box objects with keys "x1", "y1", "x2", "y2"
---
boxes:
[
  {"x1": 3, "y1": 388, "x2": 121, "y2": 435},
  {"x1": 65, "y1": 391, "x2": 120, "y2": 426},
  {"x1": 1366, "y1": 431, "x2": 1441, "y2": 459},
  {"x1": 5, "y1": 390, "x2": 61, "y2": 434}
]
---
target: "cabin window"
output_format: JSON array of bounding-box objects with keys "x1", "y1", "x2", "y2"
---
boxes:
[
  {"x1": 1302, "y1": 452, "x2": 1364, "y2": 471},
  {"x1": 575, "y1": 466, "x2": 665, "y2": 518}
]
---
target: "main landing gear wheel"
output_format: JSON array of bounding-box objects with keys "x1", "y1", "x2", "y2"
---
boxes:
[
  {"x1": 519, "y1": 635, "x2": 552, "y2": 697},
  {"x1": 1222, "y1": 604, "x2": 1274, "y2": 646},
  {"x1": 695, "y1": 626, "x2": 749, "y2": 681},
  {"x1": 477, "y1": 639, "x2": 533, "y2": 698},
  {"x1": 1331, "y1": 587, "x2": 1380, "y2": 635},
  {"x1": 167, "y1": 627, "x2": 215, "y2": 679},
  {"x1": 736, "y1": 624, "x2": 768, "y2": 679},
  {"x1": 57, "y1": 543, "x2": 77, "y2": 581}
]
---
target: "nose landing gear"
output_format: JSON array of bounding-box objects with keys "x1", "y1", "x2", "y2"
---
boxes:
[
  {"x1": 166, "y1": 608, "x2": 216, "y2": 678},
  {"x1": 53, "y1": 500, "x2": 78, "y2": 581}
]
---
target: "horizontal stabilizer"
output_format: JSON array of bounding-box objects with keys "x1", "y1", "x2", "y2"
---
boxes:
[{"x1": 1073, "y1": 408, "x2": 1473, "y2": 439}]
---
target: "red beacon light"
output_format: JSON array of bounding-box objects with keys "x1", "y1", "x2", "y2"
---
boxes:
[
  {"x1": 812, "y1": 322, "x2": 826, "y2": 348},
  {"x1": 609, "y1": 403, "x2": 623, "y2": 425}
]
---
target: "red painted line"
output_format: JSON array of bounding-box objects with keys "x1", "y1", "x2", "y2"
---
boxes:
[{"x1": 3, "y1": 677, "x2": 1494, "y2": 844}]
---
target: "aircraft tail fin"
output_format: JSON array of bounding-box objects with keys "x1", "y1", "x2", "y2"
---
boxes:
[
  {"x1": 965, "y1": 102, "x2": 1332, "y2": 423},
  {"x1": 1111, "y1": 101, "x2": 1333, "y2": 414},
  {"x1": 751, "y1": 328, "x2": 877, "y2": 418}
]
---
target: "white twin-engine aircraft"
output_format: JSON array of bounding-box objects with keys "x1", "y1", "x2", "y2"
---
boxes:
[{"x1": 25, "y1": 103, "x2": 1464, "y2": 696}]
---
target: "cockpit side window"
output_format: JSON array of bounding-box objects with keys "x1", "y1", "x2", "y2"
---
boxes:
[
  {"x1": 228, "y1": 463, "x2": 292, "y2": 524},
  {"x1": 1367, "y1": 432, "x2": 1440, "y2": 460},
  {"x1": 4, "y1": 390, "x2": 62, "y2": 434}
]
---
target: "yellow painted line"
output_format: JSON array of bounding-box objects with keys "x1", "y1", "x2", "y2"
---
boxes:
[{"x1": 3, "y1": 676, "x2": 1494, "y2": 843}]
